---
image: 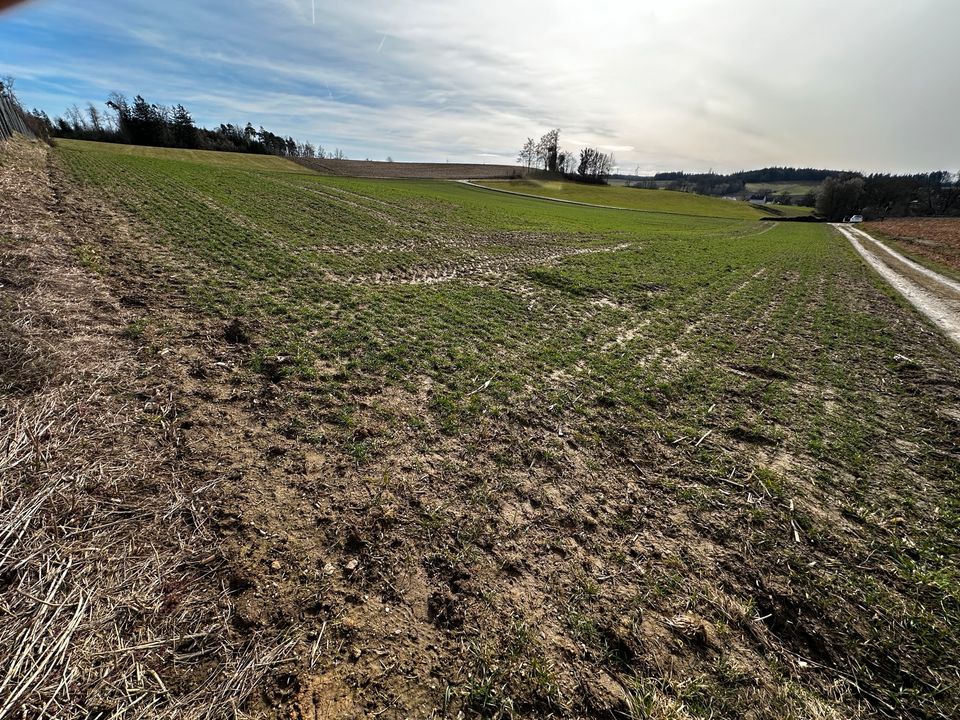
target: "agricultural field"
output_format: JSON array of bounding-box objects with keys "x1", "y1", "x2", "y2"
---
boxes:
[
  {"x1": 295, "y1": 156, "x2": 524, "y2": 179},
  {"x1": 864, "y1": 218, "x2": 960, "y2": 280},
  {"x1": 474, "y1": 178, "x2": 764, "y2": 219},
  {"x1": 60, "y1": 137, "x2": 318, "y2": 172},
  {"x1": 754, "y1": 202, "x2": 817, "y2": 219},
  {"x1": 3, "y1": 137, "x2": 959, "y2": 719},
  {"x1": 744, "y1": 181, "x2": 820, "y2": 196}
]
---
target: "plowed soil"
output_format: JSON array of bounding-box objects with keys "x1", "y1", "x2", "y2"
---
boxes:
[{"x1": 864, "y1": 218, "x2": 960, "y2": 274}]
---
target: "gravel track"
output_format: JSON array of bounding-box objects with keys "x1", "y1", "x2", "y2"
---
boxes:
[{"x1": 836, "y1": 223, "x2": 960, "y2": 346}]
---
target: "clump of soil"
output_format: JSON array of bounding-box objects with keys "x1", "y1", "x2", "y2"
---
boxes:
[{"x1": 224, "y1": 317, "x2": 251, "y2": 344}]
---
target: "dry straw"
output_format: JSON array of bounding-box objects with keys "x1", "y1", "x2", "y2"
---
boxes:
[{"x1": 0, "y1": 137, "x2": 294, "y2": 719}]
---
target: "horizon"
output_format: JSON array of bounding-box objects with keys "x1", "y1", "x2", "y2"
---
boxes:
[{"x1": 2, "y1": 0, "x2": 958, "y2": 174}]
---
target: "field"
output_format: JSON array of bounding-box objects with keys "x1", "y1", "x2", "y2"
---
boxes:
[
  {"x1": 3, "y1": 137, "x2": 959, "y2": 719},
  {"x1": 58, "y1": 138, "x2": 319, "y2": 172},
  {"x1": 475, "y1": 178, "x2": 765, "y2": 219},
  {"x1": 864, "y1": 218, "x2": 960, "y2": 280},
  {"x1": 745, "y1": 181, "x2": 820, "y2": 196},
  {"x1": 295, "y1": 156, "x2": 525, "y2": 179},
  {"x1": 54, "y1": 140, "x2": 526, "y2": 181}
]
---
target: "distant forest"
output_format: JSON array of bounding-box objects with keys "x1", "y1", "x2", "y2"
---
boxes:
[
  {"x1": 654, "y1": 167, "x2": 836, "y2": 184},
  {"x1": 811, "y1": 173, "x2": 959, "y2": 220},
  {"x1": 24, "y1": 90, "x2": 335, "y2": 158},
  {"x1": 644, "y1": 166, "x2": 960, "y2": 219}
]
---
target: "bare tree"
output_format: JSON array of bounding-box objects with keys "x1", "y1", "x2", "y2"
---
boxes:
[
  {"x1": 815, "y1": 176, "x2": 865, "y2": 220},
  {"x1": 517, "y1": 137, "x2": 536, "y2": 169},
  {"x1": 536, "y1": 129, "x2": 560, "y2": 172},
  {"x1": 86, "y1": 103, "x2": 103, "y2": 134},
  {"x1": 65, "y1": 104, "x2": 87, "y2": 132},
  {"x1": 601, "y1": 153, "x2": 615, "y2": 177},
  {"x1": 0, "y1": 74, "x2": 15, "y2": 101}
]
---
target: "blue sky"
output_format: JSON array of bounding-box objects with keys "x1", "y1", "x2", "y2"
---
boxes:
[{"x1": 1, "y1": 0, "x2": 958, "y2": 172}]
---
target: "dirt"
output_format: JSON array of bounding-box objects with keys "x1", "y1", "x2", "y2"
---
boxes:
[
  {"x1": 863, "y1": 217, "x2": 960, "y2": 274},
  {"x1": 356, "y1": 241, "x2": 633, "y2": 285},
  {"x1": 0, "y1": 138, "x2": 292, "y2": 716}
]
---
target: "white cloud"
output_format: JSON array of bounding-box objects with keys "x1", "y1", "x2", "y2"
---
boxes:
[{"x1": 2, "y1": 0, "x2": 958, "y2": 171}]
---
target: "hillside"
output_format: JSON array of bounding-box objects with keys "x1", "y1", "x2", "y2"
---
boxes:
[
  {"x1": 56, "y1": 138, "x2": 316, "y2": 172},
  {"x1": 295, "y1": 156, "x2": 525, "y2": 179},
  {"x1": 474, "y1": 178, "x2": 767, "y2": 219},
  {"x1": 744, "y1": 181, "x2": 819, "y2": 196}
]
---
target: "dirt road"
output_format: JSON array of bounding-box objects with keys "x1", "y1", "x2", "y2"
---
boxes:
[{"x1": 835, "y1": 223, "x2": 960, "y2": 346}]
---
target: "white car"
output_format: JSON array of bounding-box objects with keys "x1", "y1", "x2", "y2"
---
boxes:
[{"x1": 849, "y1": 215, "x2": 864, "y2": 223}]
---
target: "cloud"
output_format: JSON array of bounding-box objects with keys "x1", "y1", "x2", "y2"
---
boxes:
[{"x1": 1, "y1": 0, "x2": 957, "y2": 171}]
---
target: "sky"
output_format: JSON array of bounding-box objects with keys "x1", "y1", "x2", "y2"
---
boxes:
[{"x1": 1, "y1": 0, "x2": 958, "y2": 174}]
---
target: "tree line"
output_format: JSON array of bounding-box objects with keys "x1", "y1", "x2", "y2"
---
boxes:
[
  {"x1": 517, "y1": 129, "x2": 615, "y2": 182},
  {"x1": 647, "y1": 168, "x2": 841, "y2": 198},
  {"x1": 0, "y1": 76, "x2": 50, "y2": 141},
  {"x1": 23, "y1": 89, "x2": 343, "y2": 159},
  {"x1": 635, "y1": 160, "x2": 960, "y2": 219},
  {"x1": 815, "y1": 171, "x2": 959, "y2": 221},
  {"x1": 655, "y1": 167, "x2": 836, "y2": 184}
]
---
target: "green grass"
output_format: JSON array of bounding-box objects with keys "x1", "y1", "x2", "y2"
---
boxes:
[
  {"x1": 53, "y1": 138, "x2": 960, "y2": 719},
  {"x1": 744, "y1": 181, "x2": 820, "y2": 195},
  {"x1": 474, "y1": 178, "x2": 767, "y2": 219},
  {"x1": 753, "y1": 202, "x2": 817, "y2": 218}
]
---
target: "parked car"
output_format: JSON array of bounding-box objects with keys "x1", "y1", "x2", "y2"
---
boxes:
[{"x1": 849, "y1": 214, "x2": 864, "y2": 223}]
